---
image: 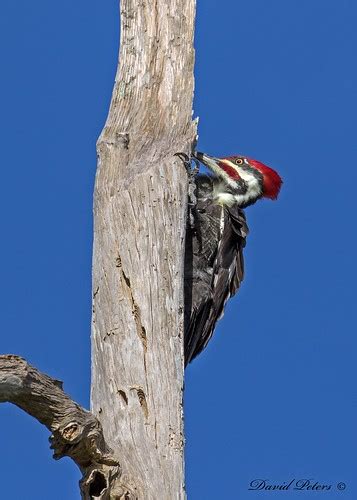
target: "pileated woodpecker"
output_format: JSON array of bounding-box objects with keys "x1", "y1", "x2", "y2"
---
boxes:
[{"x1": 184, "y1": 152, "x2": 282, "y2": 365}]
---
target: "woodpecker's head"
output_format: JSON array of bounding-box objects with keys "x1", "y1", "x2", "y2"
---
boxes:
[{"x1": 194, "y1": 151, "x2": 282, "y2": 207}]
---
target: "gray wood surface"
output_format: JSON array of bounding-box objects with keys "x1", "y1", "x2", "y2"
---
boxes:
[
  {"x1": 91, "y1": 0, "x2": 197, "y2": 497},
  {"x1": 0, "y1": 1, "x2": 197, "y2": 497}
]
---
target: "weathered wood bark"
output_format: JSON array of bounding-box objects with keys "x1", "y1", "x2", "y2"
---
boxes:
[
  {"x1": 91, "y1": 0, "x2": 197, "y2": 498},
  {"x1": 0, "y1": 355, "x2": 124, "y2": 498},
  {"x1": 0, "y1": 1, "x2": 196, "y2": 498}
]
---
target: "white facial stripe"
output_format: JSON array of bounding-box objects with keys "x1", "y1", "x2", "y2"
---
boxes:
[
  {"x1": 222, "y1": 160, "x2": 262, "y2": 200},
  {"x1": 202, "y1": 156, "x2": 238, "y2": 187},
  {"x1": 236, "y1": 167, "x2": 261, "y2": 196},
  {"x1": 212, "y1": 164, "x2": 263, "y2": 208},
  {"x1": 222, "y1": 159, "x2": 240, "y2": 174}
]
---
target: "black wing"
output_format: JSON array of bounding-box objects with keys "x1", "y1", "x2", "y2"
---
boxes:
[{"x1": 184, "y1": 175, "x2": 249, "y2": 365}]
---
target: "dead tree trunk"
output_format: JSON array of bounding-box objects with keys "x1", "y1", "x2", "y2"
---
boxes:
[
  {"x1": 0, "y1": 0, "x2": 196, "y2": 498},
  {"x1": 91, "y1": 0, "x2": 197, "y2": 496}
]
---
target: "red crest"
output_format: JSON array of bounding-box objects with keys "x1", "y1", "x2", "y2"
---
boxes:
[{"x1": 248, "y1": 159, "x2": 282, "y2": 199}]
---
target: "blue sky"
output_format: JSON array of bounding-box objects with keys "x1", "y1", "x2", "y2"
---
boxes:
[{"x1": 1, "y1": 0, "x2": 356, "y2": 498}]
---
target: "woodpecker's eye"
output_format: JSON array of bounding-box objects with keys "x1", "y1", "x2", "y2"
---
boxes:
[{"x1": 235, "y1": 158, "x2": 244, "y2": 165}]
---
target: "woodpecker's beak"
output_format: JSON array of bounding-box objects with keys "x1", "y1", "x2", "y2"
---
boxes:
[
  {"x1": 194, "y1": 151, "x2": 205, "y2": 161},
  {"x1": 194, "y1": 152, "x2": 220, "y2": 169}
]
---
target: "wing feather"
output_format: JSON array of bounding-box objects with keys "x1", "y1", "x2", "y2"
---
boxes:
[{"x1": 184, "y1": 175, "x2": 249, "y2": 365}]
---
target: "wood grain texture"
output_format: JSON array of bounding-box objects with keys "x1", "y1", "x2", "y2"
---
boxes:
[
  {"x1": 0, "y1": 355, "x2": 125, "y2": 499},
  {"x1": 91, "y1": 0, "x2": 197, "y2": 497}
]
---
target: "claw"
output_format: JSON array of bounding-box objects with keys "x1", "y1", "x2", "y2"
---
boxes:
[
  {"x1": 174, "y1": 152, "x2": 190, "y2": 163},
  {"x1": 174, "y1": 153, "x2": 201, "y2": 235},
  {"x1": 174, "y1": 152, "x2": 200, "y2": 176}
]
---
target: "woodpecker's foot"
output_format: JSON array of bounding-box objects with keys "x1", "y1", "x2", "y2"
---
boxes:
[
  {"x1": 174, "y1": 153, "x2": 199, "y2": 231},
  {"x1": 174, "y1": 152, "x2": 199, "y2": 177}
]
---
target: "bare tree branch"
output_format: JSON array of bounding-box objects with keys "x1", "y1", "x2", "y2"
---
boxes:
[{"x1": 0, "y1": 355, "x2": 135, "y2": 499}]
